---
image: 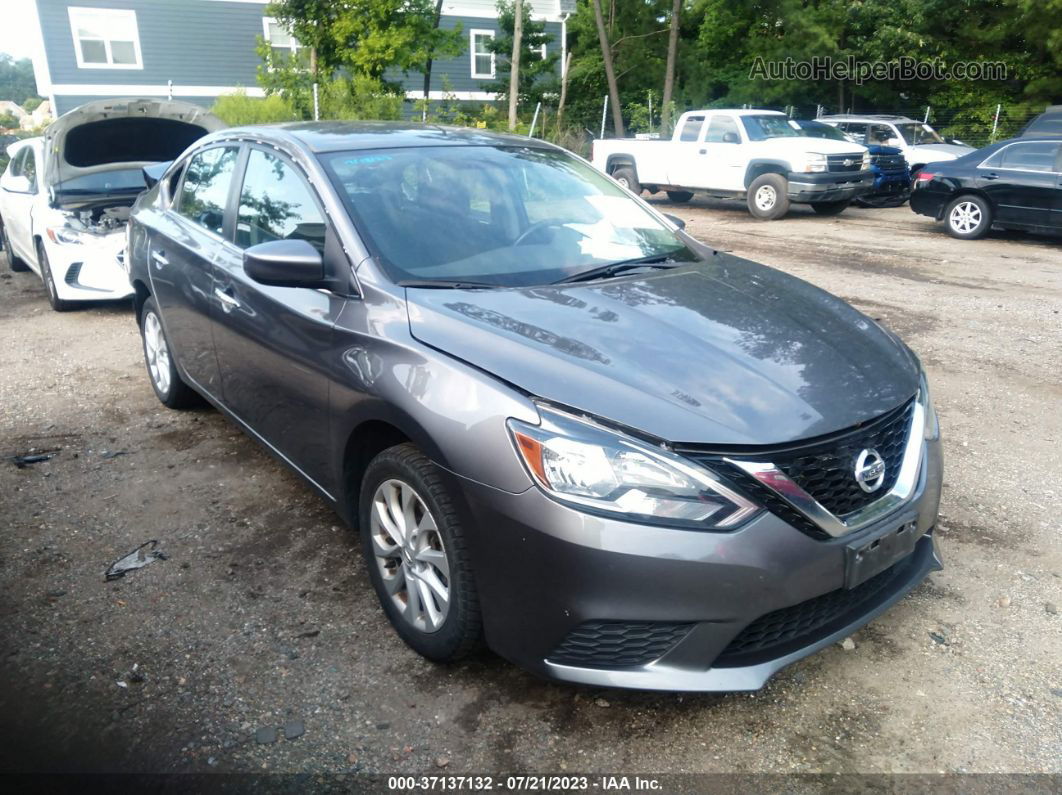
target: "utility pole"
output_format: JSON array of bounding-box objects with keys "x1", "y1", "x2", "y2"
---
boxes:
[{"x1": 508, "y1": 0, "x2": 523, "y2": 131}]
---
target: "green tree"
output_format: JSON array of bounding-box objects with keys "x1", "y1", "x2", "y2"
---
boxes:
[
  {"x1": 0, "y1": 55, "x2": 40, "y2": 106},
  {"x1": 486, "y1": 0, "x2": 559, "y2": 107}
]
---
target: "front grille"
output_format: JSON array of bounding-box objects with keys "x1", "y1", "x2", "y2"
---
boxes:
[
  {"x1": 827, "y1": 153, "x2": 865, "y2": 172},
  {"x1": 714, "y1": 545, "x2": 922, "y2": 666},
  {"x1": 870, "y1": 153, "x2": 906, "y2": 170},
  {"x1": 548, "y1": 621, "x2": 693, "y2": 668}
]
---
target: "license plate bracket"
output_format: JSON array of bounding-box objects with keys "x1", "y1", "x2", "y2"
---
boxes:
[{"x1": 844, "y1": 516, "x2": 920, "y2": 589}]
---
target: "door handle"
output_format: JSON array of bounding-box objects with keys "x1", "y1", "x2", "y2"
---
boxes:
[
  {"x1": 151, "y1": 250, "x2": 169, "y2": 269},
  {"x1": 214, "y1": 286, "x2": 241, "y2": 312},
  {"x1": 983, "y1": 172, "x2": 999, "y2": 181},
  {"x1": 699, "y1": 149, "x2": 707, "y2": 155}
]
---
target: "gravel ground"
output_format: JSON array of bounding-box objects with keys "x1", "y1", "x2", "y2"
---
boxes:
[{"x1": 0, "y1": 201, "x2": 1059, "y2": 779}]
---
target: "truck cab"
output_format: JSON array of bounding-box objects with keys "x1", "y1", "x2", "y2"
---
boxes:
[{"x1": 592, "y1": 109, "x2": 873, "y2": 219}]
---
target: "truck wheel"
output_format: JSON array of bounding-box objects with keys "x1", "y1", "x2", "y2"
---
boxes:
[
  {"x1": 611, "y1": 166, "x2": 641, "y2": 195},
  {"x1": 666, "y1": 190, "x2": 694, "y2": 203},
  {"x1": 811, "y1": 199, "x2": 850, "y2": 216},
  {"x1": 944, "y1": 194, "x2": 992, "y2": 240},
  {"x1": 747, "y1": 174, "x2": 790, "y2": 220}
]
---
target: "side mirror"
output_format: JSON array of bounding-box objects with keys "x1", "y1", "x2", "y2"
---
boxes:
[
  {"x1": 2, "y1": 174, "x2": 32, "y2": 193},
  {"x1": 243, "y1": 239, "x2": 325, "y2": 288},
  {"x1": 722, "y1": 132, "x2": 739, "y2": 144},
  {"x1": 663, "y1": 212, "x2": 686, "y2": 230}
]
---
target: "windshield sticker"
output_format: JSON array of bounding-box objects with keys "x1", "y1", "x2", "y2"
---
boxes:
[{"x1": 344, "y1": 154, "x2": 394, "y2": 166}]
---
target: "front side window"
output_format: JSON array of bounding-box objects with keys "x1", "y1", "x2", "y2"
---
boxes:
[
  {"x1": 894, "y1": 123, "x2": 945, "y2": 145},
  {"x1": 470, "y1": 30, "x2": 495, "y2": 78},
  {"x1": 741, "y1": 115, "x2": 800, "y2": 141},
  {"x1": 7, "y1": 148, "x2": 26, "y2": 178},
  {"x1": 21, "y1": 148, "x2": 37, "y2": 191},
  {"x1": 236, "y1": 149, "x2": 326, "y2": 252},
  {"x1": 176, "y1": 146, "x2": 240, "y2": 237},
  {"x1": 984, "y1": 142, "x2": 1061, "y2": 172},
  {"x1": 68, "y1": 7, "x2": 142, "y2": 69},
  {"x1": 678, "y1": 116, "x2": 704, "y2": 142},
  {"x1": 842, "y1": 122, "x2": 869, "y2": 144},
  {"x1": 321, "y1": 145, "x2": 698, "y2": 288},
  {"x1": 705, "y1": 115, "x2": 740, "y2": 143}
]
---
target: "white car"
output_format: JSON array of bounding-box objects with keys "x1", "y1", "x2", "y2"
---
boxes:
[
  {"x1": 0, "y1": 98, "x2": 223, "y2": 311},
  {"x1": 592, "y1": 109, "x2": 873, "y2": 220},
  {"x1": 818, "y1": 115, "x2": 975, "y2": 174}
]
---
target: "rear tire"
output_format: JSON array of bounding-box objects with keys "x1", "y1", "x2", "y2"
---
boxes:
[
  {"x1": 611, "y1": 166, "x2": 641, "y2": 195},
  {"x1": 944, "y1": 194, "x2": 992, "y2": 240},
  {"x1": 359, "y1": 443, "x2": 483, "y2": 663},
  {"x1": 38, "y1": 243, "x2": 74, "y2": 312},
  {"x1": 139, "y1": 297, "x2": 199, "y2": 409},
  {"x1": 666, "y1": 190, "x2": 694, "y2": 203},
  {"x1": 2, "y1": 221, "x2": 29, "y2": 272},
  {"x1": 811, "y1": 199, "x2": 850, "y2": 216},
  {"x1": 746, "y1": 173, "x2": 790, "y2": 220}
]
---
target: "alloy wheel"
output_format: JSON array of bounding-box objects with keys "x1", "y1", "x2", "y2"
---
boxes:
[
  {"x1": 369, "y1": 478, "x2": 451, "y2": 633},
  {"x1": 143, "y1": 312, "x2": 171, "y2": 395},
  {"x1": 754, "y1": 185, "x2": 777, "y2": 211},
  {"x1": 949, "y1": 200, "x2": 982, "y2": 234}
]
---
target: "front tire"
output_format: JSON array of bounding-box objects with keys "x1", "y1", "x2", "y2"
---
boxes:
[
  {"x1": 611, "y1": 166, "x2": 641, "y2": 195},
  {"x1": 140, "y1": 297, "x2": 199, "y2": 408},
  {"x1": 747, "y1": 173, "x2": 790, "y2": 220},
  {"x1": 38, "y1": 243, "x2": 74, "y2": 312},
  {"x1": 359, "y1": 443, "x2": 482, "y2": 663},
  {"x1": 945, "y1": 194, "x2": 992, "y2": 239},
  {"x1": 1, "y1": 221, "x2": 29, "y2": 272},
  {"x1": 811, "y1": 199, "x2": 850, "y2": 216},
  {"x1": 666, "y1": 190, "x2": 694, "y2": 203}
]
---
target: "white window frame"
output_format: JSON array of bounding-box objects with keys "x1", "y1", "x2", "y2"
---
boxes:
[
  {"x1": 470, "y1": 29, "x2": 495, "y2": 79},
  {"x1": 262, "y1": 17, "x2": 303, "y2": 55},
  {"x1": 68, "y1": 7, "x2": 143, "y2": 70}
]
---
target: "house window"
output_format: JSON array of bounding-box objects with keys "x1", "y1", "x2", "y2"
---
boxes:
[
  {"x1": 263, "y1": 17, "x2": 308, "y2": 67},
  {"x1": 470, "y1": 30, "x2": 495, "y2": 79},
  {"x1": 68, "y1": 7, "x2": 142, "y2": 69}
]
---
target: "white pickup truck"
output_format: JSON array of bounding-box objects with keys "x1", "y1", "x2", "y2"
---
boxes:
[{"x1": 591, "y1": 109, "x2": 874, "y2": 219}]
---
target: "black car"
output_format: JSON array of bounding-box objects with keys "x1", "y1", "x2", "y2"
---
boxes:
[{"x1": 910, "y1": 137, "x2": 1062, "y2": 239}]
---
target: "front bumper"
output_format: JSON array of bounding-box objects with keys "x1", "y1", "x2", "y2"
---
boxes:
[
  {"x1": 787, "y1": 169, "x2": 875, "y2": 203},
  {"x1": 451, "y1": 434, "x2": 942, "y2": 691},
  {"x1": 46, "y1": 233, "x2": 134, "y2": 302},
  {"x1": 869, "y1": 170, "x2": 912, "y2": 195}
]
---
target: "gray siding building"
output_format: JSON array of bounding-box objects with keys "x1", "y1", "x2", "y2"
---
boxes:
[{"x1": 28, "y1": 0, "x2": 572, "y2": 117}]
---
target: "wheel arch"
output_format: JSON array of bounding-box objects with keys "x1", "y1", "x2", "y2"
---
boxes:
[
  {"x1": 942, "y1": 189, "x2": 993, "y2": 219},
  {"x1": 744, "y1": 160, "x2": 790, "y2": 189},
  {"x1": 132, "y1": 279, "x2": 151, "y2": 323},
  {"x1": 605, "y1": 154, "x2": 637, "y2": 176}
]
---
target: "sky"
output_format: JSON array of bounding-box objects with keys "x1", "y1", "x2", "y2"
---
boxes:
[{"x1": 0, "y1": 1, "x2": 36, "y2": 61}]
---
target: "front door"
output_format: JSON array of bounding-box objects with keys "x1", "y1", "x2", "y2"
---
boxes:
[
  {"x1": 0, "y1": 147, "x2": 39, "y2": 265},
  {"x1": 149, "y1": 144, "x2": 241, "y2": 395},
  {"x1": 210, "y1": 145, "x2": 342, "y2": 493},
  {"x1": 977, "y1": 141, "x2": 1061, "y2": 227},
  {"x1": 667, "y1": 114, "x2": 708, "y2": 188},
  {"x1": 699, "y1": 114, "x2": 745, "y2": 191}
]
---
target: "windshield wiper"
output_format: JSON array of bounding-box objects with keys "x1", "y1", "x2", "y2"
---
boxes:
[
  {"x1": 399, "y1": 279, "x2": 500, "y2": 289},
  {"x1": 553, "y1": 254, "x2": 684, "y2": 285}
]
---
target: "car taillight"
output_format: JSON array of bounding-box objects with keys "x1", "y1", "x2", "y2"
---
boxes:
[{"x1": 915, "y1": 171, "x2": 937, "y2": 183}]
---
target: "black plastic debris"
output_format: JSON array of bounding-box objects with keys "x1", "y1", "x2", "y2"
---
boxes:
[
  {"x1": 100, "y1": 450, "x2": 129, "y2": 460},
  {"x1": 105, "y1": 540, "x2": 167, "y2": 581},
  {"x1": 12, "y1": 452, "x2": 55, "y2": 468}
]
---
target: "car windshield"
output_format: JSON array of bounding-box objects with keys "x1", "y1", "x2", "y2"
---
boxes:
[
  {"x1": 741, "y1": 115, "x2": 801, "y2": 141},
  {"x1": 321, "y1": 145, "x2": 697, "y2": 287},
  {"x1": 798, "y1": 122, "x2": 848, "y2": 142},
  {"x1": 894, "y1": 123, "x2": 945, "y2": 145},
  {"x1": 56, "y1": 168, "x2": 148, "y2": 195}
]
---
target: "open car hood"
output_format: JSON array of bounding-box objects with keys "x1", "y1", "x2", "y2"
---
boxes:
[{"x1": 44, "y1": 98, "x2": 225, "y2": 206}]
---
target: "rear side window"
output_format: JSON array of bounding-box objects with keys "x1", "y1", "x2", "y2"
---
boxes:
[
  {"x1": 705, "y1": 115, "x2": 739, "y2": 143},
  {"x1": 984, "y1": 142, "x2": 1061, "y2": 172},
  {"x1": 235, "y1": 148, "x2": 326, "y2": 252},
  {"x1": 176, "y1": 146, "x2": 240, "y2": 237},
  {"x1": 678, "y1": 116, "x2": 704, "y2": 142},
  {"x1": 842, "y1": 122, "x2": 869, "y2": 144}
]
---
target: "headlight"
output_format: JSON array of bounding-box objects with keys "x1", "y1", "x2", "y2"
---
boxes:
[
  {"x1": 508, "y1": 405, "x2": 760, "y2": 529},
  {"x1": 919, "y1": 371, "x2": 939, "y2": 440},
  {"x1": 803, "y1": 153, "x2": 828, "y2": 173},
  {"x1": 862, "y1": 151, "x2": 871, "y2": 169},
  {"x1": 46, "y1": 226, "x2": 83, "y2": 246}
]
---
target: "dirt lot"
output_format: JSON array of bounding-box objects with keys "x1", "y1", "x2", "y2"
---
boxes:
[{"x1": 1, "y1": 200, "x2": 1059, "y2": 779}]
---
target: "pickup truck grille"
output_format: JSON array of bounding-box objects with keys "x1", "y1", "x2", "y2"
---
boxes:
[
  {"x1": 826, "y1": 153, "x2": 865, "y2": 172},
  {"x1": 870, "y1": 153, "x2": 906, "y2": 171}
]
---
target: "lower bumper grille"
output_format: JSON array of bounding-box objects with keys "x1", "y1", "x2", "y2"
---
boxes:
[
  {"x1": 548, "y1": 621, "x2": 693, "y2": 668},
  {"x1": 714, "y1": 541, "x2": 925, "y2": 667}
]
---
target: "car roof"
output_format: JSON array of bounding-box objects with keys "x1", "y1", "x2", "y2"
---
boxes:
[
  {"x1": 819, "y1": 115, "x2": 917, "y2": 123},
  {"x1": 684, "y1": 109, "x2": 785, "y2": 117},
  {"x1": 209, "y1": 121, "x2": 542, "y2": 154}
]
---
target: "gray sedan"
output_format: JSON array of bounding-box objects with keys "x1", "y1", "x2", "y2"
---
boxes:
[{"x1": 126, "y1": 123, "x2": 943, "y2": 691}]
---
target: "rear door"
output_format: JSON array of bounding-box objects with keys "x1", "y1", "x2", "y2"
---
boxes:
[
  {"x1": 0, "y1": 148, "x2": 38, "y2": 265},
  {"x1": 210, "y1": 144, "x2": 342, "y2": 491},
  {"x1": 149, "y1": 143, "x2": 241, "y2": 396},
  {"x1": 977, "y1": 141, "x2": 1060, "y2": 227}
]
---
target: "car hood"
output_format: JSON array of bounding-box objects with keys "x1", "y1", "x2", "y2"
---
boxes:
[
  {"x1": 405, "y1": 257, "x2": 919, "y2": 446},
  {"x1": 908, "y1": 142, "x2": 974, "y2": 162},
  {"x1": 44, "y1": 98, "x2": 224, "y2": 205},
  {"x1": 753, "y1": 136, "x2": 867, "y2": 156}
]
